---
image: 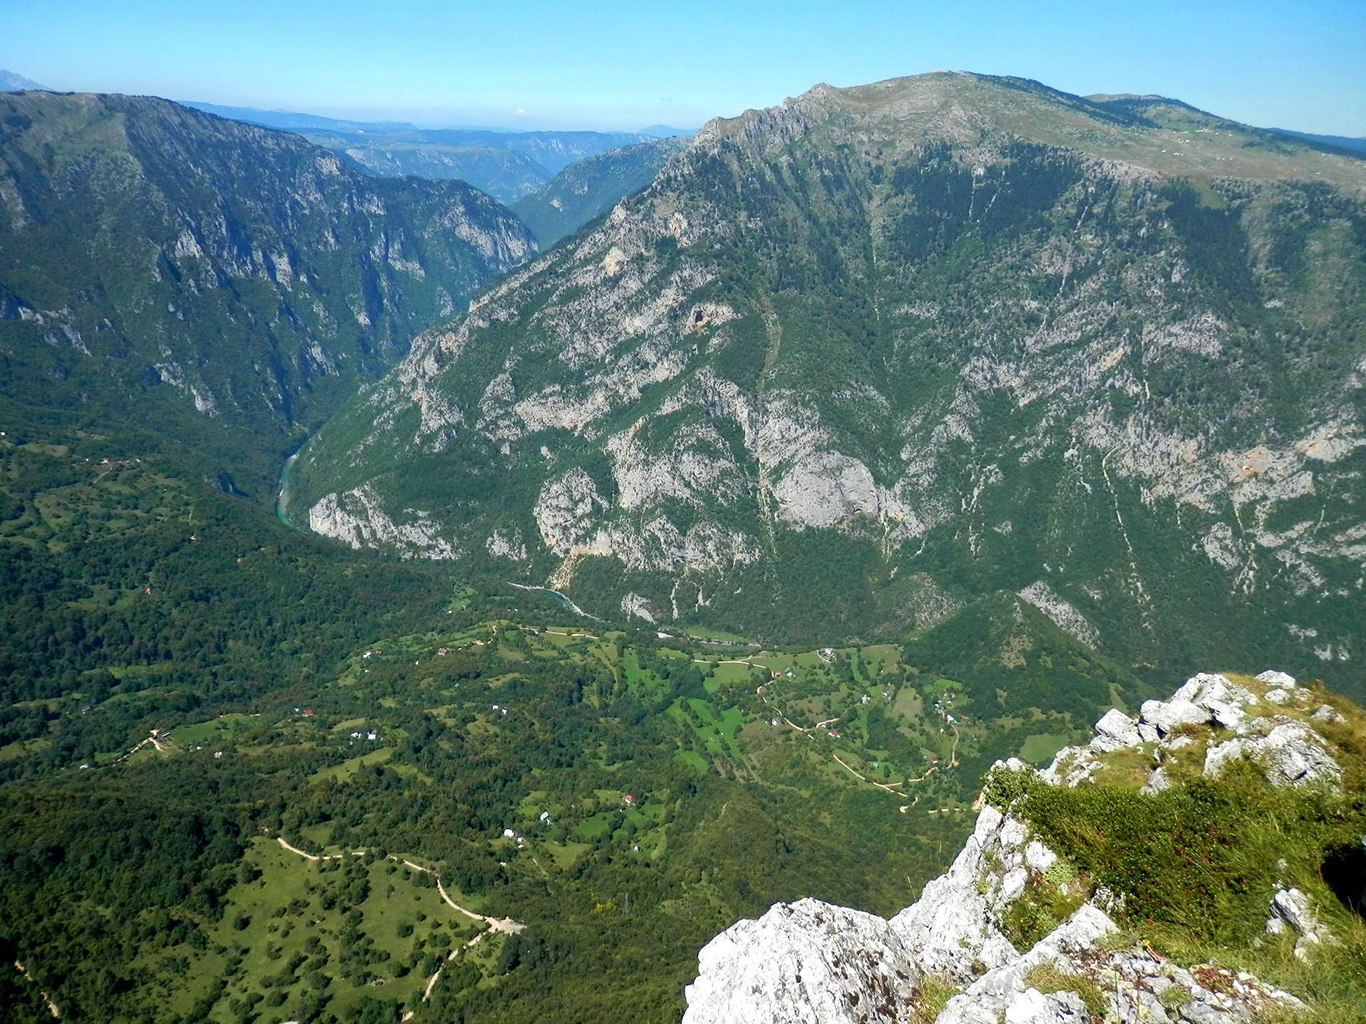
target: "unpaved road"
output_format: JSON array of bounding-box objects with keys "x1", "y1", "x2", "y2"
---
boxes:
[
  {"x1": 13, "y1": 960, "x2": 60, "y2": 1019},
  {"x1": 275, "y1": 834, "x2": 526, "y2": 1007},
  {"x1": 275, "y1": 837, "x2": 524, "y2": 933}
]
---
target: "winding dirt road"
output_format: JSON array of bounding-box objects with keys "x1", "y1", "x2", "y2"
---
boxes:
[
  {"x1": 13, "y1": 961, "x2": 60, "y2": 1019},
  {"x1": 274, "y1": 837, "x2": 524, "y2": 933}
]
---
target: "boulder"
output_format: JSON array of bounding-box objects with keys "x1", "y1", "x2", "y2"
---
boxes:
[
  {"x1": 1140, "y1": 699, "x2": 1210, "y2": 735},
  {"x1": 1089, "y1": 708, "x2": 1142, "y2": 752},
  {"x1": 1207, "y1": 701, "x2": 1247, "y2": 732},
  {"x1": 1205, "y1": 723, "x2": 1341, "y2": 790},
  {"x1": 1204, "y1": 738, "x2": 1249, "y2": 778},
  {"x1": 1257, "y1": 723, "x2": 1342, "y2": 789},
  {"x1": 1140, "y1": 766, "x2": 1172, "y2": 795},
  {"x1": 1266, "y1": 888, "x2": 1332, "y2": 960},
  {"x1": 1024, "y1": 841, "x2": 1056, "y2": 873},
  {"x1": 1256, "y1": 670, "x2": 1297, "y2": 687},
  {"x1": 1173, "y1": 673, "x2": 1257, "y2": 711},
  {"x1": 1311, "y1": 704, "x2": 1344, "y2": 724}
]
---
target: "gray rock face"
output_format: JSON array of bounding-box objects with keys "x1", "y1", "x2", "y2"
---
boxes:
[
  {"x1": 1266, "y1": 888, "x2": 1332, "y2": 960},
  {"x1": 934, "y1": 903, "x2": 1116, "y2": 1024},
  {"x1": 888, "y1": 803, "x2": 1032, "y2": 982},
  {"x1": 310, "y1": 487, "x2": 458, "y2": 559},
  {"x1": 681, "y1": 898, "x2": 919, "y2": 1024},
  {"x1": 1204, "y1": 721, "x2": 1342, "y2": 790}
]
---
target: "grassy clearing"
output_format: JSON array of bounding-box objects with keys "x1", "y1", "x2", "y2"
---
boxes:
[
  {"x1": 311, "y1": 746, "x2": 395, "y2": 782},
  {"x1": 674, "y1": 749, "x2": 709, "y2": 772},
  {"x1": 167, "y1": 837, "x2": 479, "y2": 1023},
  {"x1": 1018, "y1": 731, "x2": 1070, "y2": 764},
  {"x1": 538, "y1": 839, "x2": 592, "y2": 870}
]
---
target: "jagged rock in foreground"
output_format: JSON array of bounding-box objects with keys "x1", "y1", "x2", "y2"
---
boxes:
[
  {"x1": 683, "y1": 899, "x2": 918, "y2": 1023},
  {"x1": 683, "y1": 670, "x2": 1352, "y2": 1024}
]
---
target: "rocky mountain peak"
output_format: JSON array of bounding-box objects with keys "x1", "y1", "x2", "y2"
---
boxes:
[{"x1": 683, "y1": 669, "x2": 1360, "y2": 1024}]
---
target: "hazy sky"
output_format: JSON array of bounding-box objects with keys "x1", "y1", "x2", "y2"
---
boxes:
[{"x1": 6, "y1": 0, "x2": 1365, "y2": 134}]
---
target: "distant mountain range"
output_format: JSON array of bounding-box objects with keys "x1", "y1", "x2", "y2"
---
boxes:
[
  {"x1": 1264, "y1": 126, "x2": 1366, "y2": 156},
  {"x1": 179, "y1": 100, "x2": 419, "y2": 133},
  {"x1": 182, "y1": 100, "x2": 662, "y2": 201},
  {"x1": 0, "y1": 70, "x2": 48, "y2": 92}
]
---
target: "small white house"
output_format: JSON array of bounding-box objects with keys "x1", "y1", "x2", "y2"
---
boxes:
[{"x1": 539, "y1": 810, "x2": 551, "y2": 823}]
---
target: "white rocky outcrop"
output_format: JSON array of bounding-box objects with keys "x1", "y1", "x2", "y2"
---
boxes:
[
  {"x1": 1204, "y1": 721, "x2": 1342, "y2": 790},
  {"x1": 620, "y1": 592, "x2": 656, "y2": 623},
  {"x1": 888, "y1": 801, "x2": 1032, "y2": 983},
  {"x1": 309, "y1": 487, "x2": 458, "y2": 560},
  {"x1": 683, "y1": 670, "x2": 1329, "y2": 1024},
  {"x1": 683, "y1": 899, "x2": 919, "y2": 1024},
  {"x1": 1256, "y1": 670, "x2": 1297, "y2": 687}
]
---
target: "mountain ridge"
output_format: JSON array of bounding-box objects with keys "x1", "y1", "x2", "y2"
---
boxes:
[
  {"x1": 0, "y1": 89, "x2": 535, "y2": 494},
  {"x1": 289, "y1": 71, "x2": 1365, "y2": 695},
  {"x1": 511, "y1": 136, "x2": 688, "y2": 247},
  {"x1": 0, "y1": 70, "x2": 49, "y2": 93}
]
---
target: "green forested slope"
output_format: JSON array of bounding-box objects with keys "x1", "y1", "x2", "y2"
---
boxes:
[
  {"x1": 0, "y1": 593, "x2": 1157, "y2": 1022},
  {"x1": 0, "y1": 91, "x2": 534, "y2": 496}
]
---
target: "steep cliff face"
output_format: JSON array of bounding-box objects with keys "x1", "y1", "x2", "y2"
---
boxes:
[
  {"x1": 293, "y1": 72, "x2": 1366, "y2": 683},
  {"x1": 683, "y1": 668, "x2": 1365, "y2": 1024},
  {"x1": 0, "y1": 91, "x2": 535, "y2": 488}
]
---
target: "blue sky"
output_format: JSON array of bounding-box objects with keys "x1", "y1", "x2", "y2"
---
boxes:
[{"x1": 6, "y1": 0, "x2": 1365, "y2": 134}]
